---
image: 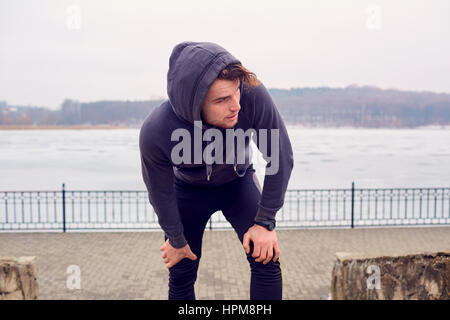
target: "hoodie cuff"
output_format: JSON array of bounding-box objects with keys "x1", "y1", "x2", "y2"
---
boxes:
[
  {"x1": 168, "y1": 233, "x2": 188, "y2": 249},
  {"x1": 254, "y1": 205, "x2": 277, "y2": 224}
]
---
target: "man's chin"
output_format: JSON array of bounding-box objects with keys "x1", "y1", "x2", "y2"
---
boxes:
[
  {"x1": 226, "y1": 117, "x2": 238, "y2": 128},
  {"x1": 210, "y1": 116, "x2": 238, "y2": 129},
  {"x1": 221, "y1": 122, "x2": 236, "y2": 129}
]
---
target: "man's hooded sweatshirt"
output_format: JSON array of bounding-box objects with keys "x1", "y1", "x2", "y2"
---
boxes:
[{"x1": 139, "y1": 41, "x2": 294, "y2": 248}]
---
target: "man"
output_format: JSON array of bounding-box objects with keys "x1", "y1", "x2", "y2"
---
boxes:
[{"x1": 139, "y1": 41, "x2": 293, "y2": 300}]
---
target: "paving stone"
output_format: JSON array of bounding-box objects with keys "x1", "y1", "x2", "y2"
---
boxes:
[{"x1": 0, "y1": 226, "x2": 448, "y2": 299}]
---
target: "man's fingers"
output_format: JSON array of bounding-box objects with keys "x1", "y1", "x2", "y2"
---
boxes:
[
  {"x1": 273, "y1": 243, "x2": 280, "y2": 262},
  {"x1": 252, "y1": 244, "x2": 261, "y2": 259},
  {"x1": 263, "y1": 245, "x2": 273, "y2": 264},
  {"x1": 243, "y1": 233, "x2": 250, "y2": 254},
  {"x1": 166, "y1": 257, "x2": 179, "y2": 269},
  {"x1": 187, "y1": 249, "x2": 198, "y2": 261},
  {"x1": 256, "y1": 246, "x2": 267, "y2": 262},
  {"x1": 254, "y1": 244, "x2": 267, "y2": 262},
  {"x1": 163, "y1": 255, "x2": 171, "y2": 268},
  {"x1": 256, "y1": 250, "x2": 267, "y2": 263}
]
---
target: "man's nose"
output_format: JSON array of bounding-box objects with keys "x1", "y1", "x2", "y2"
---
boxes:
[{"x1": 229, "y1": 95, "x2": 241, "y2": 113}]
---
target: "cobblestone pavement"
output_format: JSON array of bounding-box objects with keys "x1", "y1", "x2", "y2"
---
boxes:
[{"x1": 1, "y1": 226, "x2": 449, "y2": 300}]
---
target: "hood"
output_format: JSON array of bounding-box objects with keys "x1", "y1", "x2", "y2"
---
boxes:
[
  {"x1": 166, "y1": 41, "x2": 245, "y2": 181},
  {"x1": 167, "y1": 41, "x2": 243, "y2": 130}
]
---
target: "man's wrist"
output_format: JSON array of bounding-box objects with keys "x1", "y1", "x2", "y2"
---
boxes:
[
  {"x1": 254, "y1": 220, "x2": 276, "y2": 231},
  {"x1": 168, "y1": 233, "x2": 188, "y2": 248}
]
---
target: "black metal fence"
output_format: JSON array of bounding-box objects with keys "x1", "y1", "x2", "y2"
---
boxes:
[{"x1": 1, "y1": 183, "x2": 449, "y2": 232}]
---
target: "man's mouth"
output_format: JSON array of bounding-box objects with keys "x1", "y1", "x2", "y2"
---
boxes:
[{"x1": 226, "y1": 113, "x2": 238, "y2": 120}]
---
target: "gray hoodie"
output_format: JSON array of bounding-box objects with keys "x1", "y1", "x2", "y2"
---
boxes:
[{"x1": 139, "y1": 41, "x2": 294, "y2": 248}]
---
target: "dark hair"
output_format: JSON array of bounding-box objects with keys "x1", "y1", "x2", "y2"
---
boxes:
[{"x1": 217, "y1": 63, "x2": 260, "y2": 93}]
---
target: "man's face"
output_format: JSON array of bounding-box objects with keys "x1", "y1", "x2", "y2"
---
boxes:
[{"x1": 201, "y1": 78, "x2": 241, "y2": 129}]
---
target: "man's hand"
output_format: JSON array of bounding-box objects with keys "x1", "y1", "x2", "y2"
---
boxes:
[
  {"x1": 243, "y1": 224, "x2": 280, "y2": 264},
  {"x1": 160, "y1": 239, "x2": 197, "y2": 269}
]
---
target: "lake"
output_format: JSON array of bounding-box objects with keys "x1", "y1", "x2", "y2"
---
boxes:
[{"x1": 1, "y1": 126, "x2": 449, "y2": 192}]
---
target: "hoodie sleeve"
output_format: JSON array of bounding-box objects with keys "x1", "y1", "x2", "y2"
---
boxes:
[
  {"x1": 250, "y1": 83, "x2": 294, "y2": 224},
  {"x1": 139, "y1": 120, "x2": 188, "y2": 249}
]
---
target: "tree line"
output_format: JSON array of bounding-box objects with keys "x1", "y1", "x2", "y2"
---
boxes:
[{"x1": 1, "y1": 85, "x2": 450, "y2": 128}]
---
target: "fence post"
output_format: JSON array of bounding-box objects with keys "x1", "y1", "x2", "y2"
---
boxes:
[
  {"x1": 209, "y1": 217, "x2": 212, "y2": 230},
  {"x1": 62, "y1": 183, "x2": 66, "y2": 232},
  {"x1": 351, "y1": 181, "x2": 355, "y2": 229}
]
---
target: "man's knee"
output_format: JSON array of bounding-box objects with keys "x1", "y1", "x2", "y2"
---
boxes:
[
  {"x1": 247, "y1": 253, "x2": 281, "y2": 268},
  {"x1": 169, "y1": 256, "x2": 201, "y2": 285},
  {"x1": 244, "y1": 241, "x2": 280, "y2": 267},
  {"x1": 245, "y1": 249, "x2": 282, "y2": 279}
]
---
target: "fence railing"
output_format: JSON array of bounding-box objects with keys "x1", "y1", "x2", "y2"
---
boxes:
[{"x1": 1, "y1": 183, "x2": 449, "y2": 232}]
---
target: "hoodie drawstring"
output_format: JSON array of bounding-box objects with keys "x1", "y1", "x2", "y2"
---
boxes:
[
  {"x1": 206, "y1": 159, "x2": 237, "y2": 181},
  {"x1": 206, "y1": 164, "x2": 212, "y2": 181},
  {"x1": 205, "y1": 129, "x2": 239, "y2": 181}
]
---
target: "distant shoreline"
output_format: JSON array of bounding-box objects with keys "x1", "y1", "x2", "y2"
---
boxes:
[
  {"x1": 285, "y1": 124, "x2": 450, "y2": 130},
  {"x1": 1, "y1": 124, "x2": 449, "y2": 130},
  {"x1": 0, "y1": 125, "x2": 130, "y2": 130}
]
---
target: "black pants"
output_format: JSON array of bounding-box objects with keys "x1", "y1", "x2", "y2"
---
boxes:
[{"x1": 165, "y1": 166, "x2": 283, "y2": 300}]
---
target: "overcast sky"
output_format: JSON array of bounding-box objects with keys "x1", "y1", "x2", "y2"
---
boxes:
[{"x1": 1, "y1": 0, "x2": 449, "y2": 110}]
